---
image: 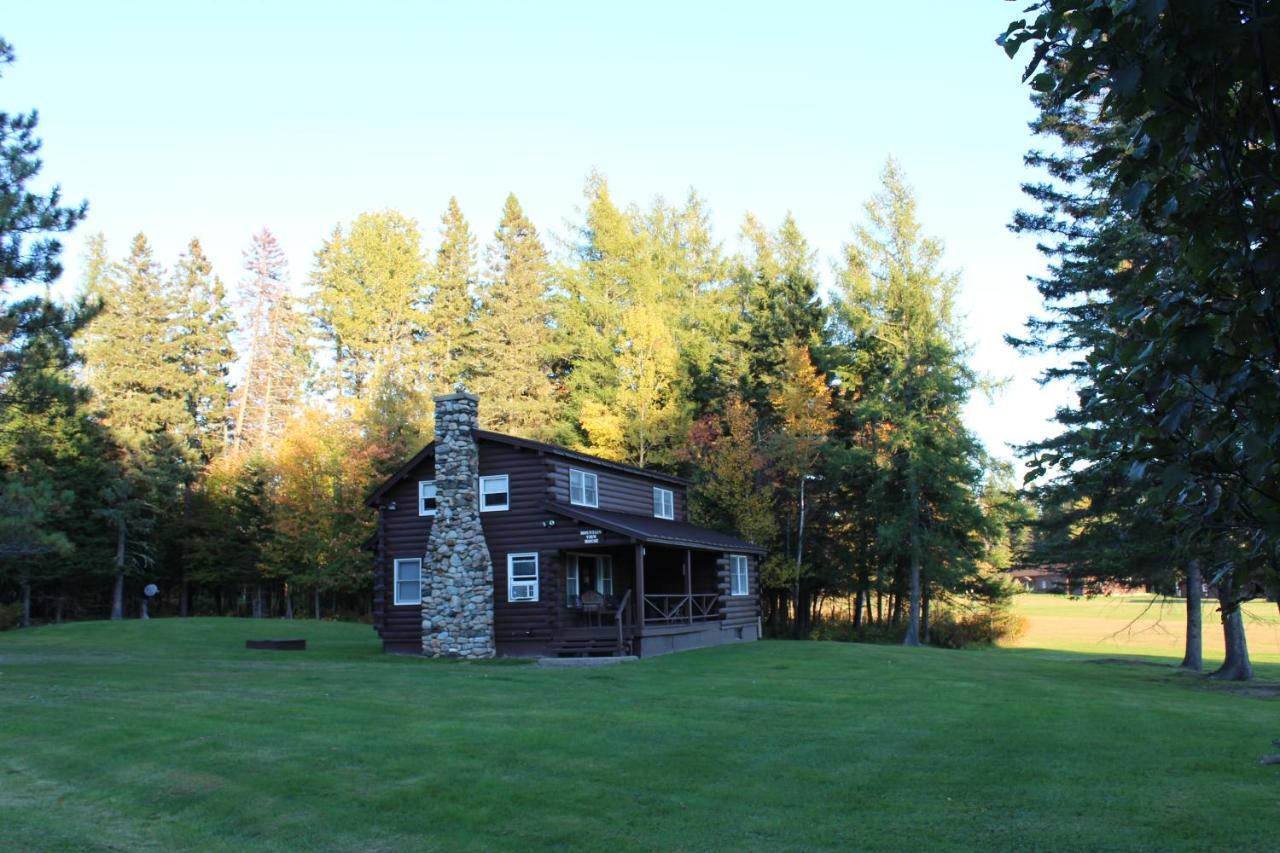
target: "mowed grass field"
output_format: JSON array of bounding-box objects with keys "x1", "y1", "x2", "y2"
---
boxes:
[
  {"x1": 2, "y1": 609, "x2": 1278, "y2": 851},
  {"x1": 1007, "y1": 593, "x2": 1280, "y2": 668}
]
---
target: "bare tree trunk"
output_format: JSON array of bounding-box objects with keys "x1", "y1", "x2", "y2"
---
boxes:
[
  {"x1": 903, "y1": 468, "x2": 922, "y2": 647},
  {"x1": 252, "y1": 584, "x2": 264, "y2": 619},
  {"x1": 180, "y1": 577, "x2": 190, "y2": 617},
  {"x1": 54, "y1": 593, "x2": 63, "y2": 624},
  {"x1": 20, "y1": 581, "x2": 31, "y2": 628},
  {"x1": 111, "y1": 520, "x2": 126, "y2": 620},
  {"x1": 1210, "y1": 577, "x2": 1253, "y2": 681},
  {"x1": 1180, "y1": 557, "x2": 1203, "y2": 672},
  {"x1": 314, "y1": 587, "x2": 321, "y2": 620},
  {"x1": 284, "y1": 583, "x2": 293, "y2": 620}
]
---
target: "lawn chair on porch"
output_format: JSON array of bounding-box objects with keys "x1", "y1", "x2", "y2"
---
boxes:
[{"x1": 579, "y1": 589, "x2": 606, "y2": 626}]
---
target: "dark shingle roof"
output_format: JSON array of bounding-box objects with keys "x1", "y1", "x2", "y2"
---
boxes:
[{"x1": 545, "y1": 502, "x2": 766, "y2": 555}]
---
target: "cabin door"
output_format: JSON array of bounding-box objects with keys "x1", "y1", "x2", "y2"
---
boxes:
[{"x1": 566, "y1": 553, "x2": 614, "y2": 606}]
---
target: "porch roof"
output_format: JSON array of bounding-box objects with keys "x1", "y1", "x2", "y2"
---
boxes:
[{"x1": 545, "y1": 502, "x2": 767, "y2": 555}]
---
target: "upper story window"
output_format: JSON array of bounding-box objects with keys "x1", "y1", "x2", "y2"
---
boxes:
[
  {"x1": 569, "y1": 468, "x2": 598, "y2": 507},
  {"x1": 418, "y1": 481, "x2": 437, "y2": 516},
  {"x1": 480, "y1": 475, "x2": 509, "y2": 512},
  {"x1": 729, "y1": 554, "x2": 749, "y2": 596},
  {"x1": 508, "y1": 553, "x2": 539, "y2": 602},
  {"x1": 653, "y1": 487, "x2": 674, "y2": 520},
  {"x1": 394, "y1": 558, "x2": 422, "y2": 605}
]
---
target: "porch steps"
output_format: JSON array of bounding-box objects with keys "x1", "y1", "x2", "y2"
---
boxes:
[{"x1": 548, "y1": 635, "x2": 625, "y2": 658}]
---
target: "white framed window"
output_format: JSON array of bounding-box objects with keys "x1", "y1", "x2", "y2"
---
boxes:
[
  {"x1": 596, "y1": 560, "x2": 613, "y2": 596},
  {"x1": 653, "y1": 487, "x2": 674, "y2": 520},
  {"x1": 480, "y1": 475, "x2": 509, "y2": 512},
  {"x1": 418, "y1": 481, "x2": 437, "y2": 516},
  {"x1": 729, "y1": 554, "x2": 749, "y2": 596},
  {"x1": 566, "y1": 553, "x2": 613, "y2": 605},
  {"x1": 569, "y1": 468, "x2": 598, "y2": 507},
  {"x1": 566, "y1": 557, "x2": 580, "y2": 606},
  {"x1": 508, "y1": 552, "x2": 539, "y2": 602},
  {"x1": 393, "y1": 558, "x2": 422, "y2": 605}
]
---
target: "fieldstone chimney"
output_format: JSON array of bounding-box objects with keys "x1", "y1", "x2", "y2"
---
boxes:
[{"x1": 421, "y1": 391, "x2": 495, "y2": 659}]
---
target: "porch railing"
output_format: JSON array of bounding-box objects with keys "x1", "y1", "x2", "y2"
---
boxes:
[
  {"x1": 614, "y1": 589, "x2": 632, "y2": 655},
  {"x1": 642, "y1": 593, "x2": 720, "y2": 624}
]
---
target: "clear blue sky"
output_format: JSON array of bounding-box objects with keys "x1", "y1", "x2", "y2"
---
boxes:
[{"x1": 6, "y1": 0, "x2": 1072, "y2": 465}]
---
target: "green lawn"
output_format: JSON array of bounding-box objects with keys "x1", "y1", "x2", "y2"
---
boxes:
[
  {"x1": 2, "y1": 615, "x2": 1277, "y2": 851},
  {"x1": 1008, "y1": 593, "x2": 1280, "y2": 669}
]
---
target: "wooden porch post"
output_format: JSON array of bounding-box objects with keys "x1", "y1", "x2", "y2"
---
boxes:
[
  {"x1": 634, "y1": 543, "x2": 645, "y2": 627},
  {"x1": 685, "y1": 549, "x2": 693, "y2": 623}
]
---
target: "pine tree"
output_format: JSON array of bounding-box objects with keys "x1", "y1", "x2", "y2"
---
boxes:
[
  {"x1": 471, "y1": 194, "x2": 557, "y2": 437},
  {"x1": 309, "y1": 211, "x2": 430, "y2": 398},
  {"x1": 78, "y1": 233, "x2": 189, "y2": 618},
  {"x1": 425, "y1": 197, "x2": 477, "y2": 395},
  {"x1": 834, "y1": 160, "x2": 984, "y2": 647},
  {"x1": 736, "y1": 212, "x2": 826, "y2": 413},
  {"x1": 232, "y1": 228, "x2": 307, "y2": 452},
  {"x1": 0, "y1": 37, "x2": 89, "y2": 409},
  {"x1": 170, "y1": 238, "x2": 235, "y2": 462}
]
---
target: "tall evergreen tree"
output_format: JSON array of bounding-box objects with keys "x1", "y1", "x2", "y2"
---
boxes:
[
  {"x1": 78, "y1": 234, "x2": 189, "y2": 618},
  {"x1": 0, "y1": 37, "x2": 89, "y2": 409},
  {"x1": 426, "y1": 197, "x2": 477, "y2": 395},
  {"x1": 833, "y1": 160, "x2": 985, "y2": 647},
  {"x1": 471, "y1": 193, "x2": 557, "y2": 437},
  {"x1": 170, "y1": 238, "x2": 235, "y2": 462},
  {"x1": 736, "y1": 212, "x2": 826, "y2": 413},
  {"x1": 309, "y1": 211, "x2": 430, "y2": 398}
]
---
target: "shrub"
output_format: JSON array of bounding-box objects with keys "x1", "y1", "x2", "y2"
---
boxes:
[
  {"x1": 0, "y1": 602, "x2": 23, "y2": 632},
  {"x1": 927, "y1": 604, "x2": 1027, "y2": 649}
]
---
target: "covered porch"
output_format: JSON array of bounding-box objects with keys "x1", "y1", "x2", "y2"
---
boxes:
[{"x1": 546, "y1": 503, "x2": 765, "y2": 657}]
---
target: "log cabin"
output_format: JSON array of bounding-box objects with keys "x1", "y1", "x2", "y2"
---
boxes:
[{"x1": 366, "y1": 391, "x2": 765, "y2": 658}]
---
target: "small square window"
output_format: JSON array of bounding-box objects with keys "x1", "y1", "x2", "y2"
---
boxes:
[
  {"x1": 569, "y1": 469, "x2": 598, "y2": 507},
  {"x1": 480, "y1": 475, "x2": 509, "y2": 512},
  {"x1": 653, "y1": 487, "x2": 674, "y2": 520},
  {"x1": 394, "y1": 558, "x2": 422, "y2": 605},
  {"x1": 419, "y1": 481, "x2": 437, "y2": 516}
]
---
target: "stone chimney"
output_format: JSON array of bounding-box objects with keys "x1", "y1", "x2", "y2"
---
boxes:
[{"x1": 421, "y1": 391, "x2": 495, "y2": 659}]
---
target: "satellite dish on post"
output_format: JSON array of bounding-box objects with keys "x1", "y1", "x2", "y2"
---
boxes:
[{"x1": 141, "y1": 584, "x2": 158, "y2": 620}]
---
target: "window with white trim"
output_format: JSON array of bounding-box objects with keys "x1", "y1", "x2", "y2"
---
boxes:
[
  {"x1": 729, "y1": 554, "x2": 749, "y2": 596},
  {"x1": 393, "y1": 558, "x2": 422, "y2": 605},
  {"x1": 508, "y1": 553, "x2": 539, "y2": 602},
  {"x1": 569, "y1": 468, "x2": 598, "y2": 507},
  {"x1": 565, "y1": 558, "x2": 580, "y2": 606},
  {"x1": 479, "y1": 475, "x2": 509, "y2": 512},
  {"x1": 418, "y1": 481, "x2": 437, "y2": 516},
  {"x1": 566, "y1": 553, "x2": 613, "y2": 606},
  {"x1": 653, "y1": 487, "x2": 674, "y2": 520}
]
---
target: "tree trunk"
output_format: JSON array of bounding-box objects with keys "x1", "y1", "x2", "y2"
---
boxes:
[
  {"x1": 252, "y1": 584, "x2": 264, "y2": 619},
  {"x1": 284, "y1": 583, "x2": 293, "y2": 620},
  {"x1": 110, "y1": 519, "x2": 127, "y2": 620},
  {"x1": 314, "y1": 587, "x2": 322, "y2": 620},
  {"x1": 1179, "y1": 557, "x2": 1203, "y2": 672},
  {"x1": 903, "y1": 469, "x2": 922, "y2": 647},
  {"x1": 180, "y1": 577, "x2": 190, "y2": 617},
  {"x1": 1210, "y1": 577, "x2": 1253, "y2": 681},
  {"x1": 921, "y1": 577, "x2": 931, "y2": 646},
  {"x1": 20, "y1": 581, "x2": 32, "y2": 628},
  {"x1": 54, "y1": 593, "x2": 63, "y2": 625}
]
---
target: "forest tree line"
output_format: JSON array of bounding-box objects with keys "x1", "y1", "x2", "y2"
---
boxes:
[{"x1": 0, "y1": 29, "x2": 1026, "y2": 638}]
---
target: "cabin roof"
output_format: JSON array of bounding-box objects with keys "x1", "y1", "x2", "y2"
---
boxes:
[
  {"x1": 365, "y1": 429, "x2": 689, "y2": 507},
  {"x1": 545, "y1": 502, "x2": 767, "y2": 555}
]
